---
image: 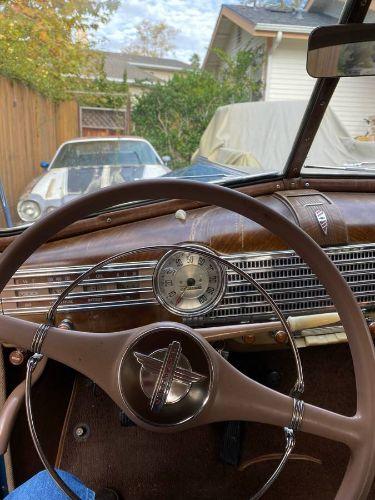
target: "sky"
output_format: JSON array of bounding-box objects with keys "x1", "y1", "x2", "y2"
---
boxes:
[{"x1": 97, "y1": 0, "x2": 236, "y2": 63}]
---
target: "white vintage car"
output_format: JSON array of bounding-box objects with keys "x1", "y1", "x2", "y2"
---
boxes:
[{"x1": 17, "y1": 137, "x2": 171, "y2": 222}]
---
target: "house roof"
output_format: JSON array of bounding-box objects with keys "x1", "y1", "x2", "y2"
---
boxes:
[
  {"x1": 101, "y1": 52, "x2": 190, "y2": 84},
  {"x1": 120, "y1": 53, "x2": 190, "y2": 70},
  {"x1": 102, "y1": 52, "x2": 159, "y2": 83},
  {"x1": 225, "y1": 4, "x2": 336, "y2": 30},
  {"x1": 203, "y1": 4, "x2": 337, "y2": 72},
  {"x1": 224, "y1": 5, "x2": 337, "y2": 28}
]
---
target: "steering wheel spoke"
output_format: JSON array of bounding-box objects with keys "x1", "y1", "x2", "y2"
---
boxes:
[
  {"x1": 0, "y1": 314, "x2": 141, "y2": 405},
  {"x1": 199, "y1": 350, "x2": 360, "y2": 449}
]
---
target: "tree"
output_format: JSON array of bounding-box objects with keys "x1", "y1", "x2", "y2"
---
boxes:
[
  {"x1": 123, "y1": 20, "x2": 178, "y2": 58},
  {"x1": 190, "y1": 53, "x2": 201, "y2": 70},
  {"x1": 132, "y1": 49, "x2": 263, "y2": 166},
  {"x1": 0, "y1": 0, "x2": 120, "y2": 101}
]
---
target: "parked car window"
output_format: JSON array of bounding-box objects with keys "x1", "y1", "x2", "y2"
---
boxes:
[{"x1": 52, "y1": 140, "x2": 162, "y2": 168}]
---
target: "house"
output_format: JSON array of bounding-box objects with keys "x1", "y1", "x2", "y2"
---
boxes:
[
  {"x1": 101, "y1": 52, "x2": 190, "y2": 95},
  {"x1": 203, "y1": 0, "x2": 375, "y2": 136},
  {"x1": 78, "y1": 52, "x2": 190, "y2": 136}
]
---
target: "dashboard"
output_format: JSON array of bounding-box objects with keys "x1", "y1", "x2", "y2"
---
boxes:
[{"x1": 1, "y1": 186, "x2": 375, "y2": 350}]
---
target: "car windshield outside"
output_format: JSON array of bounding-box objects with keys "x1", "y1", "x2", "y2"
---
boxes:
[
  {"x1": 0, "y1": 2, "x2": 374, "y2": 229},
  {"x1": 52, "y1": 140, "x2": 163, "y2": 168}
]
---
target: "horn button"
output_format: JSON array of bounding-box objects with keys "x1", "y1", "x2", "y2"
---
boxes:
[{"x1": 118, "y1": 326, "x2": 213, "y2": 427}]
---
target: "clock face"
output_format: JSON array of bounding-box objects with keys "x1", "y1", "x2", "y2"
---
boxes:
[{"x1": 153, "y1": 247, "x2": 226, "y2": 317}]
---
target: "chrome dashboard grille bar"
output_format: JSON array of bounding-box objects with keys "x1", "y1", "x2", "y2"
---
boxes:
[
  {"x1": 1, "y1": 243, "x2": 375, "y2": 321},
  {"x1": 207, "y1": 244, "x2": 375, "y2": 321}
]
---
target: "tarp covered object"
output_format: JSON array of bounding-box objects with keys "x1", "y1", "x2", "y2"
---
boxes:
[{"x1": 192, "y1": 100, "x2": 375, "y2": 173}]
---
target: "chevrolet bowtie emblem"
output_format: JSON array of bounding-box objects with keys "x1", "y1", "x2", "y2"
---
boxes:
[{"x1": 134, "y1": 341, "x2": 206, "y2": 413}]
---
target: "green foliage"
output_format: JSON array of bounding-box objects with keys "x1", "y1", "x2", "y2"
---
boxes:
[
  {"x1": 132, "y1": 49, "x2": 263, "y2": 166},
  {"x1": 213, "y1": 47, "x2": 263, "y2": 102},
  {"x1": 73, "y1": 59, "x2": 128, "y2": 108},
  {"x1": 0, "y1": 0, "x2": 121, "y2": 103}
]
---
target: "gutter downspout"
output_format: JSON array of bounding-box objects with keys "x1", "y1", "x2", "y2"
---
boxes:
[{"x1": 271, "y1": 30, "x2": 283, "y2": 54}]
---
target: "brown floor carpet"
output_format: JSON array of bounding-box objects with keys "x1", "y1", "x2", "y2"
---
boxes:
[{"x1": 57, "y1": 344, "x2": 364, "y2": 500}]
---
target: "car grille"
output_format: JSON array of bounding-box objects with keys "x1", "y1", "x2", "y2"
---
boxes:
[{"x1": 1, "y1": 244, "x2": 375, "y2": 322}]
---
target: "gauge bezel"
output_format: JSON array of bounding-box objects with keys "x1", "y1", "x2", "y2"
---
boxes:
[{"x1": 153, "y1": 244, "x2": 227, "y2": 317}]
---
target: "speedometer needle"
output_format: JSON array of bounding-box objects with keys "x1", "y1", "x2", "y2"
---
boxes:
[{"x1": 175, "y1": 287, "x2": 187, "y2": 305}]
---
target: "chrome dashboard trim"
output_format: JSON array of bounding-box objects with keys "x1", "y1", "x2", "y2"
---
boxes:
[{"x1": 1, "y1": 243, "x2": 375, "y2": 320}]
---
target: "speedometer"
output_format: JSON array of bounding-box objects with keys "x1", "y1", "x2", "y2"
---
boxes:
[{"x1": 153, "y1": 246, "x2": 226, "y2": 317}]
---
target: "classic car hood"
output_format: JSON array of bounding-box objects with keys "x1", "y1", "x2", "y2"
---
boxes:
[
  {"x1": 23, "y1": 164, "x2": 170, "y2": 200},
  {"x1": 25, "y1": 168, "x2": 67, "y2": 200}
]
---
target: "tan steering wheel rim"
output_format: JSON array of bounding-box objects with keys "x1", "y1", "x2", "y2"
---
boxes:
[{"x1": 0, "y1": 179, "x2": 374, "y2": 499}]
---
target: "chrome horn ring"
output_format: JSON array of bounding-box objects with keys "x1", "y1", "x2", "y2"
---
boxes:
[{"x1": 42, "y1": 243, "x2": 304, "y2": 498}]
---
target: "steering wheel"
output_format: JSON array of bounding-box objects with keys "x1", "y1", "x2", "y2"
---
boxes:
[{"x1": 0, "y1": 179, "x2": 374, "y2": 499}]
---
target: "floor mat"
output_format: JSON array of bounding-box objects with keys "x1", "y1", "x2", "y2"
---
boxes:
[{"x1": 58, "y1": 344, "x2": 359, "y2": 499}]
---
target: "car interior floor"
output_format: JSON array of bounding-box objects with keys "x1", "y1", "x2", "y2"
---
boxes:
[{"x1": 8, "y1": 342, "x2": 374, "y2": 500}]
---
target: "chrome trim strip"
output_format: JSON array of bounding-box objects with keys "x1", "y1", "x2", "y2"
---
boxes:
[
  {"x1": 1, "y1": 242, "x2": 375, "y2": 318},
  {"x1": 6, "y1": 275, "x2": 154, "y2": 291},
  {"x1": 3, "y1": 298, "x2": 158, "y2": 315},
  {"x1": 2, "y1": 287, "x2": 154, "y2": 303},
  {"x1": 12, "y1": 261, "x2": 157, "y2": 277},
  {"x1": 224, "y1": 242, "x2": 375, "y2": 261}
]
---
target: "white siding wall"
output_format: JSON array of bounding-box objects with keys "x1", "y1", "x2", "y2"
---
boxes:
[
  {"x1": 266, "y1": 38, "x2": 314, "y2": 100},
  {"x1": 266, "y1": 37, "x2": 375, "y2": 136}
]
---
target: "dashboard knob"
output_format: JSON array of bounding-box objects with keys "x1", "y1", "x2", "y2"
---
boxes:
[
  {"x1": 369, "y1": 322, "x2": 375, "y2": 337},
  {"x1": 9, "y1": 349, "x2": 25, "y2": 366},
  {"x1": 274, "y1": 330, "x2": 288, "y2": 344}
]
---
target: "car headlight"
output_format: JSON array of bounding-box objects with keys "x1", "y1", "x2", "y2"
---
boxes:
[{"x1": 17, "y1": 200, "x2": 41, "y2": 222}]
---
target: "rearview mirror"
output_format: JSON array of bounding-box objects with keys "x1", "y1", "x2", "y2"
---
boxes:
[
  {"x1": 40, "y1": 161, "x2": 49, "y2": 169},
  {"x1": 307, "y1": 23, "x2": 375, "y2": 78}
]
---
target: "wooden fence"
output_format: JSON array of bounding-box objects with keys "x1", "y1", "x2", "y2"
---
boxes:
[{"x1": 0, "y1": 76, "x2": 79, "y2": 226}]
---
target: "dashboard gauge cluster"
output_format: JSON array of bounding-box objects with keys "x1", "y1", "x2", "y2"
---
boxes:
[{"x1": 153, "y1": 246, "x2": 226, "y2": 317}]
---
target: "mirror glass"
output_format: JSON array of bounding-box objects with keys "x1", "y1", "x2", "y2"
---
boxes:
[{"x1": 307, "y1": 24, "x2": 375, "y2": 78}]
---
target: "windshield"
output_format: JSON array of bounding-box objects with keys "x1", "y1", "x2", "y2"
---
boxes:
[
  {"x1": 52, "y1": 140, "x2": 162, "y2": 168},
  {"x1": 0, "y1": 1, "x2": 374, "y2": 229},
  {"x1": 301, "y1": 75, "x2": 375, "y2": 176}
]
